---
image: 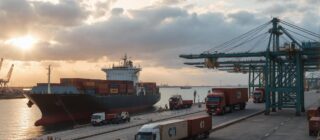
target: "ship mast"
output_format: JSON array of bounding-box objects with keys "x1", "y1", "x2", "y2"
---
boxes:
[{"x1": 47, "y1": 65, "x2": 51, "y2": 94}]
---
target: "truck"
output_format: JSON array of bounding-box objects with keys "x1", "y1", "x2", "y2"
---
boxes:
[
  {"x1": 169, "y1": 95, "x2": 193, "y2": 110},
  {"x1": 135, "y1": 115, "x2": 212, "y2": 140},
  {"x1": 206, "y1": 88, "x2": 248, "y2": 115},
  {"x1": 252, "y1": 88, "x2": 265, "y2": 103},
  {"x1": 91, "y1": 111, "x2": 130, "y2": 126}
]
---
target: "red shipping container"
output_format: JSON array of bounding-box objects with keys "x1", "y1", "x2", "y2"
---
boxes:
[
  {"x1": 212, "y1": 88, "x2": 248, "y2": 105},
  {"x1": 186, "y1": 115, "x2": 212, "y2": 137},
  {"x1": 307, "y1": 107, "x2": 320, "y2": 120},
  {"x1": 309, "y1": 117, "x2": 320, "y2": 136}
]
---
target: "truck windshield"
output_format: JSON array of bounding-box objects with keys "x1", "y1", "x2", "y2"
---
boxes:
[
  {"x1": 91, "y1": 115, "x2": 100, "y2": 119},
  {"x1": 207, "y1": 97, "x2": 220, "y2": 102},
  {"x1": 254, "y1": 92, "x2": 261, "y2": 98},
  {"x1": 136, "y1": 132, "x2": 153, "y2": 140}
]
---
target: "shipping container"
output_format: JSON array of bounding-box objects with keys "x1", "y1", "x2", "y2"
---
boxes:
[
  {"x1": 110, "y1": 88, "x2": 119, "y2": 94},
  {"x1": 206, "y1": 88, "x2": 248, "y2": 115},
  {"x1": 212, "y1": 88, "x2": 248, "y2": 105},
  {"x1": 186, "y1": 115, "x2": 212, "y2": 138},
  {"x1": 309, "y1": 117, "x2": 320, "y2": 136},
  {"x1": 307, "y1": 107, "x2": 320, "y2": 120},
  {"x1": 136, "y1": 117, "x2": 211, "y2": 140},
  {"x1": 37, "y1": 83, "x2": 60, "y2": 86},
  {"x1": 160, "y1": 120, "x2": 188, "y2": 140}
]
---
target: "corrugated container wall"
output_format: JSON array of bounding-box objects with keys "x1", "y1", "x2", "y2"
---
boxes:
[
  {"x1": 212, "y1": 88, "x2": 248, "y2": 105},
  {"x1": 160, "y1": 120, "x2": 188, "y2": 140},
  {"x1": 186, "y1": 115, "x2": 212, "y2": 137}
]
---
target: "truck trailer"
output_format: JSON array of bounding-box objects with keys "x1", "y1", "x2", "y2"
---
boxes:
[
  {"x1": 206, "y1": 88, "x2": 248, "y2": 115},
  {"x1": 91, "y1": 111, "x2": 130, "y2": 126},
  {"x1": 135, "y1": 115, "x2": 212, "y2": 140},
  {"x1": 169, "y1": 95, "x2": 193, "y2": 110}
]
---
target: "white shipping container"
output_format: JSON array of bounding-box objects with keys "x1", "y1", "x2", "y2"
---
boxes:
[{"x1": 159, "y1": 120, "x2": 188, "y2": 140}]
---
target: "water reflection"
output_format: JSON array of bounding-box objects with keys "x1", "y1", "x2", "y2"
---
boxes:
[{"x1": 0, "y1": 87, "x2": 213, "y2": 140}]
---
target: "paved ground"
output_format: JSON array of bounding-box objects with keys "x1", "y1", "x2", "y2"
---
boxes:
[
  {"x1": 40, "y1": 99, "x2": 264, "y2": 140},
  {"x1": 83, "y1": 100, "x2": 264, "y2": 140},
  {"x1": 40, "y1": 90, "x2": 319, "y2": 140},
  {"x1": 209, "y1": 90, "x2": 320, "y2": 140}
]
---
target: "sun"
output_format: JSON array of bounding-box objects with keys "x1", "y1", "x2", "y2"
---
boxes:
[{"x1": 5, "y1": 35, "x2": 38, "y2": 50}]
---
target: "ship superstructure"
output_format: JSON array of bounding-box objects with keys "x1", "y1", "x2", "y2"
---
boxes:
[
  {"x1": 24, "y1": 55, "x2": 160, "y2": 126},
  {"x1": 102, "y1": 55, "x2": 141, "y2": 85}
]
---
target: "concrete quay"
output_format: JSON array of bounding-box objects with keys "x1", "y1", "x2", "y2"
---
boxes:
[
  {"x1": 38, "y1": 104, "x2": 206, "y2": 140},
  {"x1": 209, "y1": 90, "x2": 320, "y2": 140},
  {"x1": 37, "y1": 98, "x2": 264, "y2": 140}
]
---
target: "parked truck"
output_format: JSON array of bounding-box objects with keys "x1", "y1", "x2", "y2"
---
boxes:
[
  {"x1": 91, "y1": 111, "x2": 130, "y2": 126},
  {"x1": 252, "y1": 88, "x2": 265, "y2": 103},
  {"x1": 206, "y1": 88, "x2": 248, "y2": 115},
  {"x1": 135, "y1": 115, "x2": 212, "y2": 140},
  {"x1": 169, "y1": 95, "x2": 193, "y2": 110}
]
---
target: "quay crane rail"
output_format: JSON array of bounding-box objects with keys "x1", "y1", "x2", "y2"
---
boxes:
[{"x1": 180, "y1": 18, "x2": 320, "y2": 116}]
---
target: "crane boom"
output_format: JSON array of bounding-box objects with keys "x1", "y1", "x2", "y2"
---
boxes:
[{"x1": 6, "y1": 64, "x2": 14, "y2": 82}]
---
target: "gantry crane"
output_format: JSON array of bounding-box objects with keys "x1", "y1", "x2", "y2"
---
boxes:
[
  {"x1": 305, "y1": 72, "x2": 320, "y2": 89},
  {"x1": 180, "y1": 18, "x2": 320, "y2": 116},
  {"x1": 0, "y1": 59, "x2": 14, "y2": 87}
]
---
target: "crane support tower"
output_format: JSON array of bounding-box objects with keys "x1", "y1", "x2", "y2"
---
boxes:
[{"x1": 180, "y1": 18, "x2": 320, "y2": 116}]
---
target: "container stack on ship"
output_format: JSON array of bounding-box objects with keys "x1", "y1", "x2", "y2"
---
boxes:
[{"x1": 24, "y1": 55, "x2": 160, "y2": 126}]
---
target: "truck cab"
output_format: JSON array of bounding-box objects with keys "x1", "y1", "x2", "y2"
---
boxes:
[
  {"x1": 91, "y1": 112, "x2": 105, "y2": 125},
  {"x1": 169, "y1": 95, "x2": 183, "y2": 110},
  {"x1": 253, "y1": 88, "x2": 265, "y2": 103},
  {"x1": 206, "y1": 92, "x2": 226, "y2": 115},
  {"x1": 91, "y1": 111, "x2": 130, "y2": 126},
  {"x1": 135, "y1": 124, "x2": 160, "y2": 140},
  {"x1": 135, "y1": 119, "x2": 187, "y2": 140}
]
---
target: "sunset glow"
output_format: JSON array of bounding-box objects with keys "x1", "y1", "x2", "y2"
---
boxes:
[{"x1": 5, "y1": 35, "x2": 38, "y2": 50}]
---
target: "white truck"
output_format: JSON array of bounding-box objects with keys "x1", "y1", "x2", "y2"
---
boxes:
[
  {"x1": 135, "y1": 115, "x2": 211, "y2": 140},
  {"x1": 91, "y1": 111, "x2": 130, "y2": 126}
]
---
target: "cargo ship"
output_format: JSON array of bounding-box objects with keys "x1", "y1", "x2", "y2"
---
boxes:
[{"x1": 24, "y1": 55, "x2": 160, "y2": 126}]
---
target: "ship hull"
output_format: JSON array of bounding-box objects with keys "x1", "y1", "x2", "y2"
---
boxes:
[{"x1": 24, "y1": 93, "x2": 160, "y2": 126}]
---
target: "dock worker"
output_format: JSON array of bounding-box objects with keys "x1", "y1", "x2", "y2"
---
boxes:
[{"x1": 193, "y1": 90, "x2": 197, "y2": 103}]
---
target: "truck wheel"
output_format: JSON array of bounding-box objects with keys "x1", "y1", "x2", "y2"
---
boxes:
[
  {"x1": 240, "y1": 104, "x2": 245, "y2": 110},
  {"x1": 204, "y1": 131, "x2": 209, "y2": 138},
  {"x1": 221, "y1": 108, "x2": 225, "y2": 115}
]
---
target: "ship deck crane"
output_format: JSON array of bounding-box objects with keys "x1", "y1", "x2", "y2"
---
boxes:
[{"x1": 180, "y1": 18, "x2": 320, "y2": 116}]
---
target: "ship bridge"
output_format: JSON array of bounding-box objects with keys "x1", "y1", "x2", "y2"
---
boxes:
[{"x1": 101, "y1": 55, "x2": 141, "y2": 84}]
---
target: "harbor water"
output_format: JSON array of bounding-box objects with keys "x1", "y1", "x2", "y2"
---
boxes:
[{"x1": 0, "y1": 87, "x2": 212, "y2": 140}]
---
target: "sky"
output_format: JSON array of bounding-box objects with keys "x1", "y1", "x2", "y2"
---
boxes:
[{"x1": 0, "y1": 0, "x2": 319, "y2": 87}]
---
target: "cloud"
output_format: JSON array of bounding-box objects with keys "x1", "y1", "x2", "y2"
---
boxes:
[
  {"x1": 0, "y1": 0, "x2": 319, "y2": 69},
  {"x1": 228, "y1": 11, "x2": 264, "y2": 26},
  {"x1": 0, "y1": 0, "x2": 35, "y2": 38},
  {"x1": 111, "y1": 8, "x2": 124, "y2": 16},
  {"x1": 157, "y1": 0, "x2": 187, "y2": 5},
  {"x1": 32, "y1": 0, "x2": 89, "y2": 26},
  {"x1": 0, "y1": 5, "x2": 270, "y2": 68}
]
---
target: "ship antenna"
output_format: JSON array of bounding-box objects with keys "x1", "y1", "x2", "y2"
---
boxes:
[
  {"x1": 47, "y1": 65, "x2": 51, "y2": 94},
  {"x1": 123, "y1": 53, "x2": 128, "y2": 66}
]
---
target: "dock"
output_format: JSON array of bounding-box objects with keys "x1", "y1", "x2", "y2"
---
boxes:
[{"x1": 36, "y1": 90, "x2": 320, "y2": 140}]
